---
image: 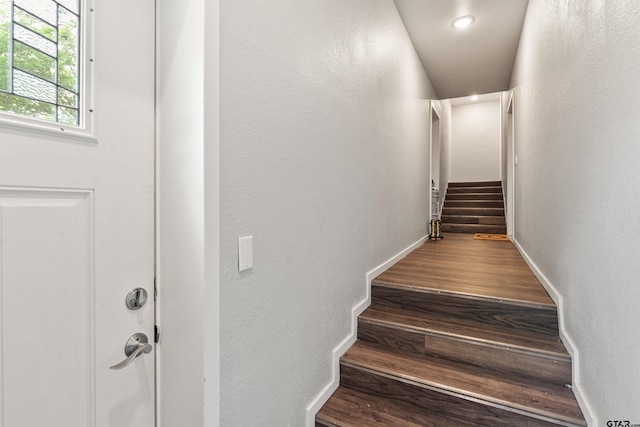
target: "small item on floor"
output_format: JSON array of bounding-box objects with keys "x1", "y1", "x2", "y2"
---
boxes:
[
  {"x1": 474, "y1": 233, "x2": 510, "y2": 241},
  {"x1": 429, "y1": 219, "x2": 443, "y2": 240}
]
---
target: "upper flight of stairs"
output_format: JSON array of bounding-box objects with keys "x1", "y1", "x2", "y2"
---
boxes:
[
  {"x1": 442, "y1": 181, "x2": 506, "y2": 234},
  {"x1": 316, "y1": 235, "x2": 586, "y2": 427}
]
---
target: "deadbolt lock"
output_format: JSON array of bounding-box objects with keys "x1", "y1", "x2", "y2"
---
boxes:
[{"x1": 125, "y1": 287, "x2": 148, "y2": 310}]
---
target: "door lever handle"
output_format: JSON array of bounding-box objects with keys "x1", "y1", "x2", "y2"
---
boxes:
[{"x1": 110, "y1": 333, "x2": 152, "y2": 370}]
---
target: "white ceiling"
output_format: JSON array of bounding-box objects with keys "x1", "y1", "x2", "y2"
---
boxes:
[
  {"x1": 449, "y1": 92, "x2": 501, "y2": 106},
  {"x1": 394, "y1": 0, "x2": 529, "y2": 100}
]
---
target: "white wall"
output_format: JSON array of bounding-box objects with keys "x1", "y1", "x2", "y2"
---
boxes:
[
  {"x1": 510, "y1": 1, "x2": 640, "y2": 424},
  {"x1": 431, "y1": 109, "x2": 441, "y2": 189},
  {"x1": 156, "y1": 0, "x2": 205, "y2": 424},
  {"x1": 430, "y1": 105, "x2": 441, "y2": 218},
  {"x1": 440, "y1": 99, "x2": 452, "y2": 197},
  {"x1": 500, "y1": 92, "x2": 509, "y2": 186},
  {"x1": 219, "y1": 0, "x2": 436, "y2": 424},
  {"x1": 500, "y1": 90, "x2": 515, "y2": 236},
  {"x1": 156, "y1": 0, "x2": 219, "y2": 425},
  {"x1": 203, "y1": 1, "x2": 221, "y2": 425},
  {"x1": 450, "y1": 100, "x2": 501, "y2": 182}
]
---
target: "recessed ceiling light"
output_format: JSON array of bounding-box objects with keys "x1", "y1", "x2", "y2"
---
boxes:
[
  {"x1": 452, "y1": 15, "x2": 474, "y2": 29},
  {"x1": 471, "y1": 95, "x2": 479, "y2": 101}
]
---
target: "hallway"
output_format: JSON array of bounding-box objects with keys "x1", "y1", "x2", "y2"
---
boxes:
[{"x1": 212, "y1": 1, "x2": 640, "y2": 425}]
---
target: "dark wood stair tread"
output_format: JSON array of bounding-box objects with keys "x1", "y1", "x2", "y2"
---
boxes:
[
  {"x1": 445, "y1": 200, "x2": 504, "y2": 207},
  {"x1": 342, "y1": 342, "x2": 586, "y2": 426},
  {"x1": 315, "y1": 384, "x2": 555, "y2": 426},
  {"x1": 373, "y1": 235, "x2": 555, "y2": 307},
  {"x1": 316, "y1": 386, "x2": 459, "y2": 427},
  {"x1": 360, "y1": 303, "x2": 568, "y2": 357},
  {"x1": 447, "y1": 187, "x2": 503, "y2": 193}
]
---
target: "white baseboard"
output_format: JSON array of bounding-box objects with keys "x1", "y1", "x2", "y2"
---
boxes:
[
  {"x1": 512, "y1": 238, "x2": 596, "y2": 426},
  {"x1": 305, "y1": 234, "x2": 429, "y2": 426}
]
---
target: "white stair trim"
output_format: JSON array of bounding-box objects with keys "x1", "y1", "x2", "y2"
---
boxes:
[{"x1": 305, "y1": 234, "x2": 429, "y2": 426}]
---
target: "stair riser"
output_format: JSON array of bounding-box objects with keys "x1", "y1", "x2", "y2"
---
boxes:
[
  {"x1": 358, "y1": 321, "x2": 572, "y2": 386},
  {"x1": 441, "y1": 224, "x2": 507, "y2": 234},
  {"x1": 445, "y1": 201, "x2": 504, "y2": 208},
  {"x1": 442, "y1": 215, "x2": 506, "y2": 225},
  {"x1": 443, "y1": 207, "x2": 504, "y2": 216},
  {"x1": 423, "y1": 333, "x2": 572, "y2": 386},
  {"x1": 447, "y1": 187, "x2": 502, "y2": 194},
  {"x1": 358, "y1": 320, "x2": 426, "y2": 358},
  {"x1": 448, "y1": 181, "x2": 501, "y2": 188},
  {"x1": 371, "y1": 285, "x2": 559, "y2": 337},
  {"x1": 339, "y1": 365, "x2": 560, "y2": 426},
  {"x1": 446, "y1": 193, "x2": 504, "y2": 200}
]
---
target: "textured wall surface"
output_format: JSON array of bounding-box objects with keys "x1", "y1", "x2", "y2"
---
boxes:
[
  {"x1": 219, "y1": 1, "x2": 436, "y2": 425},
  {"x1": 450, "y1": 100, "x2": 501, "y2": 183},
  {"x1": 511, "y1": 1, "x2": 640, "y2": 423}
]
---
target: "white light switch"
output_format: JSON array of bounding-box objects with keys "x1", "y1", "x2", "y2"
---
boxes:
[{"x1": 238, "y1": 236, "x2": 253, "y2": 272}]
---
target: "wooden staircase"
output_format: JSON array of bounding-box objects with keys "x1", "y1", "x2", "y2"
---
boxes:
[
  {"x1": 316, "y1": 234, "x2": 586, "y2": 426},
  {"x1": 442, "y1": 181, "x2": 506, "y2": 234}
]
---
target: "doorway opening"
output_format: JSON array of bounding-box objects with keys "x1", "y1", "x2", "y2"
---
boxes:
[
  {"x1": 430, "y1": 102, "x2": 442, "y2": 222},
  {"x1": 505, "y1": 92, "x2": 515, "y2": 237}
]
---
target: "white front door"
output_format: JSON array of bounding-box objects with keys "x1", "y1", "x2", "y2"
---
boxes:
[{"x1": 0, "y1": 0, "x2": 156, "y2": 426}]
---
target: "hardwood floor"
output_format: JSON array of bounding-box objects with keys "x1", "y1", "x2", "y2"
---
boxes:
[
  {"x1": 316, "y1": 233, "x2": 587, "y2": 426},
  {"x1": 374, "y1": 233, "x2": 554, "y2": 307}
]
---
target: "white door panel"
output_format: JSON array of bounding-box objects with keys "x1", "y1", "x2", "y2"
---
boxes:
[
  {"x1": 0, "y1": 0, "x2": 155, "y2": 425},
  {"x1": 0, "y1": 189, "x2": 92, "y2": 426}
]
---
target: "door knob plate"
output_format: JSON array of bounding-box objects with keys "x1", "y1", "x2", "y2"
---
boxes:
[
  {"x1": 123, "y1": 332, "x2": 149, "y2": 356},
  {"x1": 110, "y1": 332, "x2": 152, "y2": 370}
]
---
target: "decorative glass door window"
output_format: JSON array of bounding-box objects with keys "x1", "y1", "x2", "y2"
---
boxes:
[{"x1": 0, "y1": 0, "x2": 81, "y2": 126}]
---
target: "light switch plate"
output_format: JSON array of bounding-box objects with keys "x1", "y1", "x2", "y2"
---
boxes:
[{"x1": 238, "y1": 236, "x2": 253, "y2": 272}]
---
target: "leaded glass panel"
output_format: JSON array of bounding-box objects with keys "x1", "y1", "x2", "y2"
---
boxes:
[
  {"x1": 14, "y1": 8, "x2": 57, "y2": 42},
  {"x1": 14, "y1": 26, "x2": 57, "y2": 58},
  {"x1": 57, "y1": 105, "x2": 76, "y2": 124},
  {"x1": 58, "y1": 86, "x2": 76, "y2": 107},
  {"x1": 13, "y1": 40, "x2": 56, "y2": 81},
  {"x1": 57, "y1": 0, "x2": 78, "y2": 14},
  {"x1": 0, "y1": 91, "x2": 55, "y2": 121},
  {"x1": 0, "y1": 0, "x2": 81, "y2": 125},
  {"x1": 14, "y1": 0, "x2": 57, "y2": 26},
  {"x1": 14, "y1": 68, "x2": 56, "y2": 103}
]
